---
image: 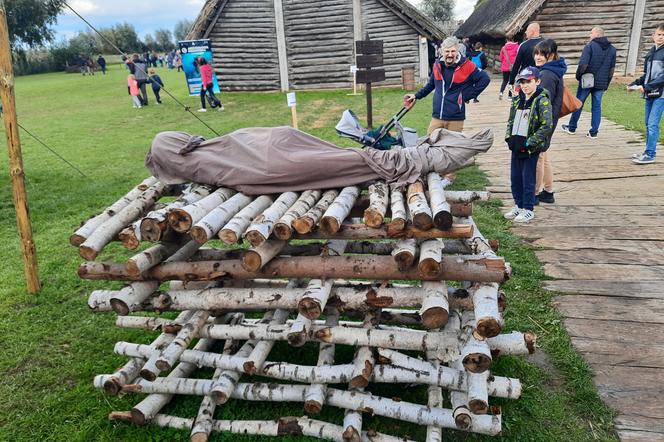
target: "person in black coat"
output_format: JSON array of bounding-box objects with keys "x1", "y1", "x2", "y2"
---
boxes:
[
  {"x1": 562, "y1": 27, "x2": 617, "y2": 138},
  {"x1": 509, "y1": 23, "x2": 544, "y2": 86}
]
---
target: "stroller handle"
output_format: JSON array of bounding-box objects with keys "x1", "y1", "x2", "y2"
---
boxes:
[{"x1": 369, "y1": 105, "x2": 412, "y2": 148}]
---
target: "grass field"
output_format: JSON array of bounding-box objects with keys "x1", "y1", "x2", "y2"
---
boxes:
[{"x1": 0, "y1": 64, "x2": 619, "y2": 441}]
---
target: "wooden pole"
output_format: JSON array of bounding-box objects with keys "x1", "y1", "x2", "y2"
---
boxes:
[
  {"x1": 291, "y1": 106, "x2": 298, "y2": 130},
  {"x1": 0, "y1": 3, "x2": 39, "y2": 293}
]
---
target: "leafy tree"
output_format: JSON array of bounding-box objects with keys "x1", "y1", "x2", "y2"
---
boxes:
[
  {"x1": 173, "y1": 19, "x2": 194, "y2": 42},
  {"x1": 68, "y1": 31, "x2": 100, "y2": 58},
  {"x1": 419, "y1": 0, "x2": 455, "y2": 25},
  {"x1": 154, "y1": 29, "x2": 174, "y2": 51},
  {"x1": 5, "y1": 0, "x2": 65, "y2": 48},
  {"x1": 111, "y1": 22, "x2": 142, "y2": 53},
  {"x1": 143, "y1": 33, "x2": 157, "y2": 51}
]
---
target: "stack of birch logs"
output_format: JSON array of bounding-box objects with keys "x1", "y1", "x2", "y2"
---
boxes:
[{"x1": 72, "y1": 174, "x2": 535, "y2": 441}]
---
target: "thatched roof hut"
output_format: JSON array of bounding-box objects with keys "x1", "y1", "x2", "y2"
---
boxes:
[
  {"x1": 456, "y1": 0, "x2": 663, "y2": 76},
  {"x1": 187, "y1": 0, "x2": 446, "y2": 91}
]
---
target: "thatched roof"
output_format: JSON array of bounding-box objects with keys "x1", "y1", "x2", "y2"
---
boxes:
[
  {"x1": 187, "y1": 0, "x2": 446, "y2": 41},
  {"x1": 455, "y1": 0, "x2": 546, "y2": 39}
]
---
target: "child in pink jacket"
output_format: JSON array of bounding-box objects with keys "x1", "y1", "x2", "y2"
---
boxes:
[
  {"x1": 127, "y1": 74, "x2": 142, "y2": 108},
  {"x1": 500, "y1": 37, "x2": 519, "y2": 99}
]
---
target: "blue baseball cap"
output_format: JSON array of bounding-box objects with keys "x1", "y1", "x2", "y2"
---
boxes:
[{"x1": 515, "y1": 67, "x2": 541, "y2": 82}]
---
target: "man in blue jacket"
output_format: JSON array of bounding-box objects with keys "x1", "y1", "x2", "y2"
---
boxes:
[
  {"x1": 562, "y1": 27, "x2": 616, "y2": 139},
  {"x1": 404, "y1": 37, "x2": 490, "y2": 135}
]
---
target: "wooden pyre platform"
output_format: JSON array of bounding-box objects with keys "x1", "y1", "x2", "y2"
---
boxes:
[{"x1": 72, "y1": 175, "x2": 535, "y2": 441}]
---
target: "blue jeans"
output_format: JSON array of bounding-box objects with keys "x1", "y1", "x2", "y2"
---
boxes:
[
  {"x1": 510, "y1": 151, "x2": 540, "y2": 211},
  {"x1": 645, "y1": 96, "x2": 664, "y2": 158},
  {"x1": 567, "y1": 87, "x2": 604, "y2": 135}
]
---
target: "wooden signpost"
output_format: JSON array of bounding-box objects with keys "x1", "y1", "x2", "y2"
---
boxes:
[
  {"x1": 355, "y1": 37, "x2": 385, "y2": 128},
  {"x1": 0, "y1": 2, "x2": 40, "y2": 293},
  {"x1": 287, "y1": 92, "x2": 298, "y2": 130}
]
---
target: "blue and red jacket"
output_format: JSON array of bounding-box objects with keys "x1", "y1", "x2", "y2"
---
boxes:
[{"x1": 415, "y1": 56, "x2": 490, "y2": 121}]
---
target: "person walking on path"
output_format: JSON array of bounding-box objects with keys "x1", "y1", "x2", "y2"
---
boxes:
[
  {"x1": 533, "y1": 39, "x2": 566, "y2": 205},
  {"x1": 197, "y1": 57, "x2": 224, "y2": 112},
  {"x1": 127, "y1": 74, "x2": 142, "y2": 108},
  {"x1": 174, "y1": 51, "x2": 183, "y2": 72},
  {"x1": 96, "y1": 55, "x2": 107, "y2": 75},
  {"x1": 403, "y1": 36, "x2": 490, "y2": 135},
  {"x1": 628, "y1": 23, "x2": 664, "y2": 165},
  {"x1": 504, "y1": 67, "x2": 554, "y2": 223},
  {"x1": 509, "y1": 23, "x2": 544, "y2": 86},
  {"x1": 149, "y1": 69, "x2": 164, "y2": 104},
  {"x1": 131, "y1": 54, "x2": 150, "y2": 106},
  {"x1": 499, "y1": 36, "x2": 519, "y2": 100},
  {"x1": 562, "y1": 27, "x2": 616, "y2": 138}
]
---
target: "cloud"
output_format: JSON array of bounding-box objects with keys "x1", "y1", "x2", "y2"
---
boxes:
[{"x1": 65, "y1": 0, "x2": 103, "y2": 15}]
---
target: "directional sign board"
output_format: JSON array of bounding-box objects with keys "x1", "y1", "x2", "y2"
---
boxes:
[
  {"x1": 356, "y1": 54, "x2": 383, "y2": 69},
  {"x1": 356, "y1": 40, "x2": 384, "y2": 55},
  {"x1": 356, "y1": 69, "x2": 386, "y2": 84}
]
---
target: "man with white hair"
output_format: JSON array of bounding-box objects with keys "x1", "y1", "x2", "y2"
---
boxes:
[
  {"x1": 509, "y1": 22, "x2": 544, "y2": 86},
  {"x1": 403, "y1": 36, "x2": 490, "y2": 134}
]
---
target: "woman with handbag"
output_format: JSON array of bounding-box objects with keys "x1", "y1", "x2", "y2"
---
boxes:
[{"x1": 533, "y1": 39, "x2": 567, "y2": 204}]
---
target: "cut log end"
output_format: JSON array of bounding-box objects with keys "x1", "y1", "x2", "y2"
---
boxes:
[
  {"x1": 109, "y1": 411, "x2": 133, "y2": 422},
  {"x1": 273, "y1": 223, "x2": 293, "y2": 240},
  {"x1": 298, "y1": 298, "x2": 323, "y2": 320},
  {"x1": 190, "y1": 433, "x2": 209, "y2": 442},
  {"x1": 103, "y1": 378, "x2": 122, "y2": 396},
  {"x1": 139, "y1": 368, "x2": 158, "y2": 382},
  {"x1": 418, "y1": 259, "x2": 441, "y2": 279},
  {"x1": 469, "y1": 399, "x2": 489, "y2": 415},
  {"x1": 130, "y1": 408, "x2": 148, "y2": 426},
  {"x1": 363, "y1": 209, "x2": 384, "y2": 228},
  {"x1": 304, "y1": 400, "x2": 323, "y2": 414},
  {"x1": 119, "y1": 228, "x2": 140, "y2": 250},
  {"x1": 287, "y1": 331, "x2": 307, "y2": 347},
  {"x1": 393, "y1": 252, "x2": 415, "y2": 271},
  {"x1": 412, "y1": 213, "x2": 434, "y2": 231},
  {"x1": 167, "y1": 209, "x2": 193, "y2": 233},
  {"x1": 70, "y1": 234, "x2": 85, "y2": 247},
  {"x1": 476, "y1": 317, "x2": 503, "y2": 338},
  {"x1": 343, "y1": 426, "x2": 361, "y2": 442},
  {"x1": 210, "y1": 390, "x2": 229, "y2": 405},
  {"x1": 218, "y1": 229, "x2": 238, "y2": 244},
  {"x1": 155, "y1": 360, "x2": 171, "y2": 371},
  {"x1": 244, "y1": 230, "x2": 267, "y2": 248},
  {"x1": 79, "y1": 245, "x2": 99, "y2": 261},
  {"x1": 462, "y1": 353, "x2": 492, "y2": 373},
  {"x1": 525, "y1": 332, "x2": 537, "y2": 354},
  {"x1": 387, "y1": 218, "x2": 406, "y2": 233},
  {"x1": 140, "y1": 219, "x2": 164, "y2": 242},
  {"x1": 278, "y1": 417, "x2": 304, "y2": 436},
  {"x1": 241, "y1": 250, "x2": 263, "y2": 273},
  {"x1": 125, "y1": 260, "x2": 141, "y2": 278},
  {"x1": 243, "y1": 361, "x2": 257, "y2": 375},
  {"x1": 292, "y1": 217, "x2": 315, "y2": 235},
  {"x1": 421, "y1": 307, "x2": 449, "y2": 329},
  {"x1": 453, "y1": 407, "x2": 472, "y2": 430},
  {"x1": 319, "y1": 217, "x2": 340, "y2": 235},
  {"x1": 109, "y1": 298, "x2": 130, "y2": 316},
  {"x1": 433, "y1": 211, "x2": 453, "y2": 231},
  {"x1": 190, "y1": 226, "x2": 209, "y2": 245}
]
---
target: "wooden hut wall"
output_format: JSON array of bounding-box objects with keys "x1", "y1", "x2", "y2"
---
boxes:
[
  {"x1": 283, "y1": 0, "x2": 355, "y2": 89},
  {"x1": 531, "y1": 0, "x2": 636, "y2": 74},
  {"x1": 637, "y1": 1, "x2": 664, "y2": 71},
  {"x1": 361, "y1": 0, "x2": 421, "y2": 85},
  {"x1": 208, "y1": 0, "x2": 281, "y2": 91}
]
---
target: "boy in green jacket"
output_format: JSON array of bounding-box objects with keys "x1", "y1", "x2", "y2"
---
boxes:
[{"x1": 504, "y1": 67, "x2": 554, "y2": 223}]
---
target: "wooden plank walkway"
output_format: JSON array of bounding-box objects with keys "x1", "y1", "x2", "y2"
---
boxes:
[{"x1": 462, "y1": 80, "x2": 664, "y2": 441}]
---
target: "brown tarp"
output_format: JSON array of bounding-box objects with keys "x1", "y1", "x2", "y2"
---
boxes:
[{"x1": 145, "y1": 126, "x2": 493, "y2": 195}]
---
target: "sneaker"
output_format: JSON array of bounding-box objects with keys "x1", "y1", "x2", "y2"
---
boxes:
[
  {"x1": 537, "y1": 190, "x2": 555, "y2": 204},
  {"x1": 514, "y1": 209, "x2": 535, "y2": 223},
  {"x1": 503, "y1": 205, "x2": 521, "y2": 220},
  {"x1": 632, "y1": 152, "x2": 644, "y2": 159},
  {"x1": 586, "y1": 131, "x2": 598, "y2": 139},
  {"x1": 218, "y1": 104, "x2": 225, "y2": 111},
  {"x1": 561, "y1": 125, "x2": 576, "y2": 135},
  {"x1": 499, "y1": 93, "x2": 503, "y2": 100},
  {"x1": 198, "y1": 108, "x2": 207, "y2": 112},
  {"x1": 632, "y1": 153, "x2": 655, "y2": 164},
  {"x1": 473, "y1": 98, "x2": 480, "y2": 103}
]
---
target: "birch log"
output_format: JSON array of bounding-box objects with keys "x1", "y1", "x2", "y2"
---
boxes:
[
  {"x1": 273, "y1": 190, "x2": 321, "y2": 240},
  {"x1": 472, "y1": 283, "x2": 503, "y2": 338},
  {"x1": 407, "y1": 181, "x2": 433, "y2": 231},
  {"x1": 292, "y1": 189, "x2": 339, "y2": 234},
  {"x1": 444, "y1": 191, "x2": 489, "y2": 203},
  {"x1": 425, "y1": 349, "x2": 443, "y2": 442},
  {"x1": 350, "y1": 345, "x2": 374, "y2": 390},
  {"x1": 241, "y1": 240, "x2": 287, "y2": 272},
  {"x1": 79, "y1": 181, "x2": 166, "y2": 260},
  {"x1": 427, "y1": 173, "x2": 453, "y2": 231},
  {"x1": 419, "y1": 281, "x2": 449, "y2": 329},
  {"x1": 70, "y1": 176, "x2": 157, "y2": 246},
  {"x1": 320, "y1": 187, "x2": 360, "y2": 235},
  {"x1": 244, "y1": 192, "x2": 299, "y2": 246},
  {"x1": 388, "y1": 186, "x2": 407, "y2": 231},
  {"x1": 168, "y1": 188, "x2": 236, "y2": 233},
  {"x1": 304, "y1": 311, "x2": 338, "y2": 414},
  {"x1": 293, "y1": 223, "x2": 473, "y2": 241},
  {"x1": 109, "y1": 281, "x2": 159, "y2": 316},
  {"x1": 243, "y1": 309, "x2": 289, "y2": 375},
  {"x1": 118, "y1": 222, "x2": 141, "y2": 250},
  {"x1": 418, "y1": 239, "x2": 444, "y2": 279},
  {"x1": 219, "y1": 195, "x2": 273, "y2": 244},
  {"x1": 487, "y1": 331, "x2": 536, "y2": 357},
  {"x1": 363, "y1": 182, "x2": 388, "y2": 228},
  {"x1": 298, "y1": 279, "x2": 334, "y2": 320},
  {"x1": 343, "y1": 408, "x2": 362, "y2": 442},
  {"x1": 190, "y1": 193, "x2": 253, "y2": 244},
  {"x1": 140, "y1": 184, "x2": 214, "y2": 242},
  {"x1": 287, "y1": 313, "x2": 312, "y2": 348},
  {"x1": 450, "y1": 358, "x2": 472, "y2": 430},
  {"x1": 154, "y1": 310, "x2": 210, "y2": 373},
  {"x1": 461, "y1": 331, "x2": 492, "y2": 374},
  {"x1": 125, "y1": 241, "x2": 182, "y2": 277},
  {"x1": 391, "y1": 239, "x2": 417, "y2": 271},
  {"x1": 467, "y1": 370, "x2": 489, "y2": 414}
]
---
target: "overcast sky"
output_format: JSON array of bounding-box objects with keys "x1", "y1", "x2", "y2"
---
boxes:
[{"x1": 54, "y1": 0, "x2": 476, "y2": 41}]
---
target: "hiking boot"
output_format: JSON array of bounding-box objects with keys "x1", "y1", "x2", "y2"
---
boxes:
[
  {"x1": 514, "y1": 209, "x2": 535, "y2": 223},
  {"x1": 197, "y1": 108, "x2": 207, "y2": 112},
  {"x1": 503, "y1": 205, "x2": 521, "y2": 220},
  {"x1": 632, "y1": 153, "x2": 655, "y2": 164},
  {"x1": 537, "y1": 190, "x2": 555, "y2": 204},
  {"x1": 586, "y1": 131, "x2": 598, "y2": 139},
  {"x1": 561, "y1": 125, "x2": 575, "y2": 135}
]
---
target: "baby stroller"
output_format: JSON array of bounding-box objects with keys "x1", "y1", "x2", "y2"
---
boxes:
[{"x1": 335, "y1": 107, "x2": 418, "y2": 150}]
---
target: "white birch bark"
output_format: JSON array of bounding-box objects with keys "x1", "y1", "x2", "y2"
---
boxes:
[
  {"x1": 241, "y1": 240, "x2": 287, "y2": 272},
  {"x1": 190, "y1": 193, "x2": 253, "y2": 244},
  {"x1": 244, "y1": 192, "x2": 299, "y2": 246},
  {"x1": 363, "y1": 181, "x2": 389, "y2": 228},
  {"x1": 320, "y1": 186, "x2": 360, "y2": 234},
  {"x1": 118, "y1": 220, "x2": 142, "y2": 250},
  {"x1": 472, "y1": 283, "x2": 504, "y2": 339},
  {"x1": 168, "y1": 187, "x2": 236, "y2": 233},
  {"x1": 304, "y1": 311, "x2": 338, "y2": 414},
  {"x1": 298, "y1": 279, "x2": 334, "y2": 320},
  {"x1": 426, "y1": 172, "x2": 452, "y2": 230},
  {"x1": 443, "y1": 190, "x2": 490, "y2": 203},
  {"x1": 467, "y1": 370, "x2": 489, "y2": 414},
  {"x1": 219, "y1": 195, "x2": 273, "y2": 244},
  {"x1": 418, "y1": 239, "x2": 444, "y2": 279},
  {"x1": 487, "y1": 331, "x2": 536, "y2": 356},
  {"x1": 406, "y1": 180, "x2": 433, "y2": 230},
  {"x1": 287, "y1": 313, "x2": 312, "y2": 347},
  {"x1": 109, "y1": 281, "x2": 159, "y2": 316},
  {"x1": 125, "y1": 241, "x2": 182, "y2": 276},
  {"x1": 388, "y1": 186, "x2": 407, "y2": 231},
  {"x1": 71, "y1": 176, "x2": 157, "y2": 246},
  {"x1": 79, "y1": 181, "x2": 166, "y2": 260},
  {"x1": 450, "y1": 358, "x2": 472, "y2": 430},
  {"x1": 292, "y1": 189, "x2": 339, "y2": 234},
  {"x1": 343, "y1": 409, "x2": 362, "y2": 442},
  {"x1": 155, "y1": 310, "x2": 210, "y2": 372},
  {"x1": 425, "y1": 384, "x2": 444, "y2": 442},
  {"x1": 391, "y1": 239, "x2": 417, "y2": 271},
  {"x1": 273, "y1": 190, "x2": 321, "y2": 240},
  {"x1": 243, "y1": 309, "x2": 289, "y2": 374},
  {"x1": 419, "y1": 281, "x2": 449, "y2": 329},
  {"x1": 461, "y1": 332, "x2": 492, "y2": 374}
]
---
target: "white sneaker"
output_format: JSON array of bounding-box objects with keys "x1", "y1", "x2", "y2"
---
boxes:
[
  {"x1": 514, "y1": 209, "x2": 535, "y2": 223},
  {"x1": 498, "y1": 93, "x2": 503, "y2": 100},
  {"x1": 198, "y1": 108, "x2": 207, "y2": 112},
  {"x1": 218, "y1": 104, "x2": 225, "y2": 111},
  {"x1": 503, "y1": 205, "x2": 521, "y2": 220},
  {"x1": 632, "y1": 152, "x2": 643, "y2": 159}
]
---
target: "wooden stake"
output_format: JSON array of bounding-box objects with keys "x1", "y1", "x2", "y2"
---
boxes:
[
  {"x1": 0, "y1": 4, "x2": 39, "y2": 293},
  {"x1": 291, "y1": 106, "x2": 298, "y2": 130}
]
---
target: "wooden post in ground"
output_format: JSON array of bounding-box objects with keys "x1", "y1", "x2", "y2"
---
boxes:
[{"x1": 0, "y1": 3, "x2": 40, "y2": 293}]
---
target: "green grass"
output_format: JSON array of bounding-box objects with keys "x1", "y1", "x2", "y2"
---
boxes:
[{"x1": 0, "y1": 64, "x2": 617, "y2": 441}]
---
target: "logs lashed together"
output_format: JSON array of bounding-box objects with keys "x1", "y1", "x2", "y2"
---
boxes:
[{"x1": 73, "y1": 174, "x2": 535, "y2": 441}]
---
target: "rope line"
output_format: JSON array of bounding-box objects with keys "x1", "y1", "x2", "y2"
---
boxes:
[{"x1": 17, "y1": 122, "x2": 87, "y2": 177}]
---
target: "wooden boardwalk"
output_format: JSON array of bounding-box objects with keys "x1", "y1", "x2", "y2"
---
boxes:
[{"x1": 463, "y1": 81, "x2": 664, "y2": 441}]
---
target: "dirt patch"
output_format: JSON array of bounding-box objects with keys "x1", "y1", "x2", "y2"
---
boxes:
[{"x1": 527, "y1": 350, "x2": 564, "y2": 390}]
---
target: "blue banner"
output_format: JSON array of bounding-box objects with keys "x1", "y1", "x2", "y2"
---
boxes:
[{"x1": 178, "y1": 39, "x2": 221, "y2": 96}]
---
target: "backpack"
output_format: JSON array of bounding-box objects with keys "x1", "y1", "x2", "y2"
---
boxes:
[{"x1": 471, "y1": 51, "x2": 484, "y2": 70}]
